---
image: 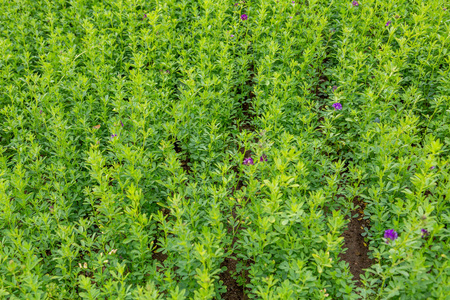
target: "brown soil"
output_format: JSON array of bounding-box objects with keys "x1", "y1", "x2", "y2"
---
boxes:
[
  {"x1": 219, "y1": 257, "x2": 248, "y2": 300},
  {"x1": 220, "y1": 189, "x2": 250, "y2": 299},
  {"x1": 152, "y1": 248, "x2": 168, "y2": 264},
  {"x1": 152, "y1": 237, "x2": 168, "y2": 267},
  {"x1": 339, "y1": 198, "x2": 373, "y2": 285},
  {"x1": 221, "y1": 27, "x2": 255, "y2": 300},
  {"x1": 173, "y1": 139, "x2": 191, "y2": 173}
]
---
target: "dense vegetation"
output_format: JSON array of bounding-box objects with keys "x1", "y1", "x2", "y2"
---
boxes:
[{"x1": 0, "y1": 0, "x2": 449, "y2": 299}]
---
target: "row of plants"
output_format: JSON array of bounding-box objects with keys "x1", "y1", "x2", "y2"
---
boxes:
[
  {"x1": 230, "y1": 1, "x2": 357, "y2": 299},
  {"x1": 0, "y1": 0, "x2": 448, "y2": 299},
  {"x1": 324, "y1": 1, "x2": 449, "y2": 298}
]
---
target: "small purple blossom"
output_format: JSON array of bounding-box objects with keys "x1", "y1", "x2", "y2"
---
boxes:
[
  {"x1": 352, "y1": 1, "x2": 359, "y2": 6},
  {"x1": 231, "y1": 34, "x2": 234, "y2": 37},
  {"x1": 143, "y1": 14, "x2": 147, "y2": 19},
  {"x1": 241, "y1": 14, "x2": 248, "y2": 21},
  {"x1": 120, "y1": 121, "x2": 124, "y2": 127},
  {"x1": 111, "y1": 134, "x2": 118, "y2": 139},
  {"x1": 386, "y1": 20, "x2": 391, "y2": 27},
  {"x1": 384, "y1": 229, "x2": 398, "y2": 243},
  {"x1": 39, "y1": 110, "x2": 43, "y2": 114},
  {"x1": 332, "y1": 85, "x2": 337, "y2": 91},
  {"x1": 260, "y1": 154, "x2": 267, "y2": 162},
  {"x1": 421, "y1": 229, "x2": 429, "y2": 238},
  {"x1": 332, "y1": 103, "x2": 342, "y2": 110},
  {"x1": 243, "y1": 157, "x2": 254, "y2": 165},
  {"x1": 430, "y1": 166, "x2": 436, "y2": 170}
]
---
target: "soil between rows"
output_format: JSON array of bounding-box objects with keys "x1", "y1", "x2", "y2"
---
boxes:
[
  {"x1": 219, "y1": 257, "x2": 247, "y2": 300},
  {"x1": 339, "y1": 198, "x2": 373, "y2": 286}
]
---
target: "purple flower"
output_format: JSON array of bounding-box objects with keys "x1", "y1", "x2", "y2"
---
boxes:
[
  {"x1": 143, "y1": 14, "x2": 147, "y2": 19},
  {"x1": 421, "y1": 229, "x2": 429, "y2": 238},
  {"x1": 120, "y1": 121, "x2": 124, "y2": 127},
  {"x1": 352, "y1": 1, "x2": 359, "y2": 6},
  {"x1": 241, "y1": 14, "x2": 248, "y2": 21},
  {"x1": 386, "y1": 20, "x2": 391, "y2": 27},
  {"x1": 39, "y1": 110, "x2": 43, "y2": 114},
  {"x1": 384, "y1": 229, "x2": 398, "y2": 243},
  {"x1": 243, "y1": 157, "x2": 254, "y2": 165},
  {"x1": 111, "y1": 134, "x2": 118, "y2": 139},
  {"x1": 260, "y1": 154, "x2": 267, "y2": 162},
  {"x1": 430, "y1": 166, "x2": 435, "y2": 170},
  {"x1": 231, "y1": 34, "x2": 234, "y2": 37},
  {"x1": 332, "y1": 85, "x2": 337, "y2": 91},
  {"x1": 332, "y1": 103, "x2": 342, "y2": 110}
]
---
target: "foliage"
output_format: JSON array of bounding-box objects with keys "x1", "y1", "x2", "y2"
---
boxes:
[{"x1": 0, "y1": 0, "x2": 449, "y2": 299}]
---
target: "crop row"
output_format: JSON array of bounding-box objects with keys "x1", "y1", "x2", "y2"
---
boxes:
[{"x1": 0, "y1": 0, "x2": 449, "y2": 299}]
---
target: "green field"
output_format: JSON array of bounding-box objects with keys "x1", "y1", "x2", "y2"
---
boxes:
[{"x1": 0, "y1": 0, "x2": 449, "y2": 299}]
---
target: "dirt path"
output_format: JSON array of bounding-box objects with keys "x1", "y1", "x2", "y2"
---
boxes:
[{"x1": 339, "y1": 198, "x2": 373, "y2": 285}]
